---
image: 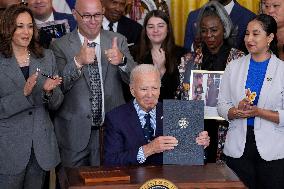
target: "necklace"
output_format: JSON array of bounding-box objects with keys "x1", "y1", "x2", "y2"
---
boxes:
[{"x1": 17, "y1": 51, "x2": 30, "y2": 67}]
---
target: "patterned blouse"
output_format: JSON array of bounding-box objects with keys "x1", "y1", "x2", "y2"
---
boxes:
[{"x1": 177, "y1": 47, "x2": 245, "y2": 100}]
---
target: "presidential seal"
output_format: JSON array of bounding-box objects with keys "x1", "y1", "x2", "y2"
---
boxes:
[{"x1": 140, "y1": 178, "x2": 178, "y2": 189}]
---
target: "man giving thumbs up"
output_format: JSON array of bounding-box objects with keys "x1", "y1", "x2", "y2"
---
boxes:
[{"x1": 50, "y1": 0, "x2": 136, "y2": 167}]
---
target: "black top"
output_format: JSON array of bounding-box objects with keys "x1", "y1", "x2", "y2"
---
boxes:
[
  {"x1": 201, "y1": 42, "x2": 231, "y2": 71},
  {"x1": 140, "y1": 46, "x2": 187, "y2": 101},
  {"x1": 20, "y1": 66, "x2": 29, "y2": 80}
]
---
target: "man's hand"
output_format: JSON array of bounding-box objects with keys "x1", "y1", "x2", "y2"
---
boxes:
[
  {"x1": 24, "y1": 71, "x2": 39, "y2": 96},
  {"x1": 74, "y1": 37, "x2": 96, "y2": 67},
  {"x1": 142, "y1": 136, "x2": 178, "y2": 158},
  {"x1": 196, "y1": 131, "x2": 210, "y2": 148},
  {"x1": 104, "y1": 37, "x2": 123, "y2": 65}
]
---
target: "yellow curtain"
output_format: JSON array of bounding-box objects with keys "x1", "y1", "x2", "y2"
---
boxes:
[{"x1": 171, "y1": 0, "x2": 260, "y2": 46}]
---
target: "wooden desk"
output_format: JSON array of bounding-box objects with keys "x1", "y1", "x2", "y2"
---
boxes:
[{"x1": 59, "y1": 163, "x2": 246, "y2": 189}]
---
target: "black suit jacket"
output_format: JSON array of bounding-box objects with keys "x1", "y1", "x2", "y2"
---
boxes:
[{"x1": 117, "y1": 15, "x2": 142, "y2": 46}]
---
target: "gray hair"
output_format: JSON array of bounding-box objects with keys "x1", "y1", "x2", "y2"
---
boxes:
[
  {"x1": 196, "y1": 1, "x2": 234, "y2": 40},
  {"x1": 130, "y1": 64, "x2": 161, "y2": 86}
]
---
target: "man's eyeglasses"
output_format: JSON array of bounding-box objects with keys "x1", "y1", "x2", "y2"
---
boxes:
[{"x1": 75, "y1": 9, "x2": 103, "y2": 22}]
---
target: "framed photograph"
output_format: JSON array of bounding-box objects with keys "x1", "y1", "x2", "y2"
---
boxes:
[{"x1": 189, "y1": 70, "x2": 224, "y2": 120}]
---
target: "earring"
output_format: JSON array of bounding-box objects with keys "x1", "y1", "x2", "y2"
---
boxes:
[{"x1": 267, "y1": 42, "x2": 270, "y2": 47}]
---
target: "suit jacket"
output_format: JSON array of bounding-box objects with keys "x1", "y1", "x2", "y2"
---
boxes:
[
  {"x1": 50, "y1": 29, "x2": 136, "y2": 152},
  {"x1": 206, "y1": 84, "x2": 218, "y2": 107},
  {"x1": 184, "y1": 1, "x2": 255, "y2": 51},
  {"x1": 117, "y1": 15, "x2": 142, "y2": 46},
  {"x1": 104, "y1": 102, "x2": 163, "y2": 166},
  {"x1": 217, "y1": 54, "x2": 284, "y2": 161},
  {"x1": 0, "y1": 49, "x2": 63, "y2": 174}
]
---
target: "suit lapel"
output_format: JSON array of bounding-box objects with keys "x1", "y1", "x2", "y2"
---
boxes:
[
  {"x1": 29, "y1": 55, "x2": 46, "y2": 92},
  {"x1": 117, "y1": 17, "x2": 127, "y2": 36},
  {"x1": 236, "y1": 55, "x2": 251, "y2": 102},
  {"x1": 229, "y1": 2, "x2": 241, "y2": 24},
  {"x1": 258, "y1": 55, "x2": 278, "y2": 108},
  {"x1": 69, "y1": 30, "x2": 92, "y2": 88},
  {"x1": 128, "y1": 102, "x2": 146, "y2": 144},
  {"x1": 1, "y1": 56, "x2": 26, "y2": 89},
  {"x1": 100, "y1": 31, "x2": 110, "y2": 82}
]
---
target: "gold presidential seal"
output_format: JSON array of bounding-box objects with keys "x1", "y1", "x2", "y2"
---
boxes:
[{"x1": 140, "y1": 178, "x2": 178, "y2": 189}]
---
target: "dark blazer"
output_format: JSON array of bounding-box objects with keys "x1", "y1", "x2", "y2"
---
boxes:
[
  {"x1": 184, "y1": 1, "x2": 255, "y2": 51},
  {"x1": 117, "y1": 15, "x2": 142, "y2": 46},
  {"x1": 0, "y1": 49, "x2": 63, "y2": 174},
  {"x1": 50, "y1": 29, "x2": 136, "y2": 153},
  {"x1": 104, "y1": 102, "x2": 163, "y2": 166}
]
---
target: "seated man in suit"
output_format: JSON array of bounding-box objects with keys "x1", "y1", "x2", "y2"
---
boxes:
[
  {"x1": 50, "y1": 0, "x2": 136, "y2": 167},
  {"x1": 27, "y1": 0, "x2": 77, "y2": 48},
  {"x1": 101, "y1": 0, "x2": 142, "y2": 49},
  {"x1": 104, "y1": 64, "x2": 210, "y2": 166},
  {"x1": 184, "y1": 0, "x2": 255, "y2": 52}
]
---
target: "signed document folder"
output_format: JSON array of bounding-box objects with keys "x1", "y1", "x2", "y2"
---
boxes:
[{"x1": 163, "y1": 100, "x2": 204, "y2": 165}]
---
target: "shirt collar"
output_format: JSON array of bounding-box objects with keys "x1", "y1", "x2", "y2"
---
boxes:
[
  {"x1": 77, "y1": 29, "x2": 101, "y2": 46},
  {"x1": 133, "y1": 99, "x2": 156, "y2": 116},
  {"x1": 102, "y1": 17, "x2": 118, "y2": 32},
  {"x1": 35, "y1": 12, "x2": 55, "y2": 25},
  {"x1": 133, "y1": 99, "x2": 156, "y2": 130},
  {"x1": 224, "y1": 0, "x2": 235, "y2": 15}
]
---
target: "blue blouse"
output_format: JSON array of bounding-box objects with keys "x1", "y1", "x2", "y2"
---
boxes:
[{"x1": 245, "y1": 58, "x2": 270, "y2": 126}]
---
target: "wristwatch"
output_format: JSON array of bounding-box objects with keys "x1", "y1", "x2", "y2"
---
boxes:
[{"x1": 118, "y1": 55, "x2": 127, "y2": 66}]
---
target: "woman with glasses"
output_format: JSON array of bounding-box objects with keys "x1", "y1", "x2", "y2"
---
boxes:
[{"x1": 0, "y1": 4, "x2": 63, "y2": 189}]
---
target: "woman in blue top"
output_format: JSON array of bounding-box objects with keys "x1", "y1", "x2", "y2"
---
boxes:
[{"x1": 218, "y1": 14, "x2": 284, "y2": 189}]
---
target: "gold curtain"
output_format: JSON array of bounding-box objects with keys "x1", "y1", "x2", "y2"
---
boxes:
[{"x1": 171, "y1": 0, "x2": 261, "y2": 46}]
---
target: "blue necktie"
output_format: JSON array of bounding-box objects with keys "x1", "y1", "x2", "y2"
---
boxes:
[{"x1": 143, "y1": 113, "x2": 154, "y2": 143}]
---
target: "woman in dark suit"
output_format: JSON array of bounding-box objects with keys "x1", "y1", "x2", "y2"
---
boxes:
[
  {"x1": 0, "y1": 4, "x2": 63, "y2": 189},
  {"x1": 135, "y1": 10, "x2": 187, "y2": 100}
]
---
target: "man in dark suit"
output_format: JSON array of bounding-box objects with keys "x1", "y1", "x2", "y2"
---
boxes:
[
  {"x1": 103, "y1": 64, "x2": 209, "y2": 166},
  {"x1": 205, "y1": 77, "x2": 219, "y2": 107},
  {"x1": 27, "y1": 0, "x2": 77, "y2": 48},
  {"x1": 50, "y1": 0, "x2": 136, "y2": 167},
  {"x1": 184, "y1": 0, "x2": 255, "y2": 52},
  {"x1": 101, "y1": 0, "x2": 142, "y2": 48}
]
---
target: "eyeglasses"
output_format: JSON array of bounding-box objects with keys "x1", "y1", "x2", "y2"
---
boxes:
[{"x1": 75, "y1": 9, "x2": 103, "y2": 22}]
